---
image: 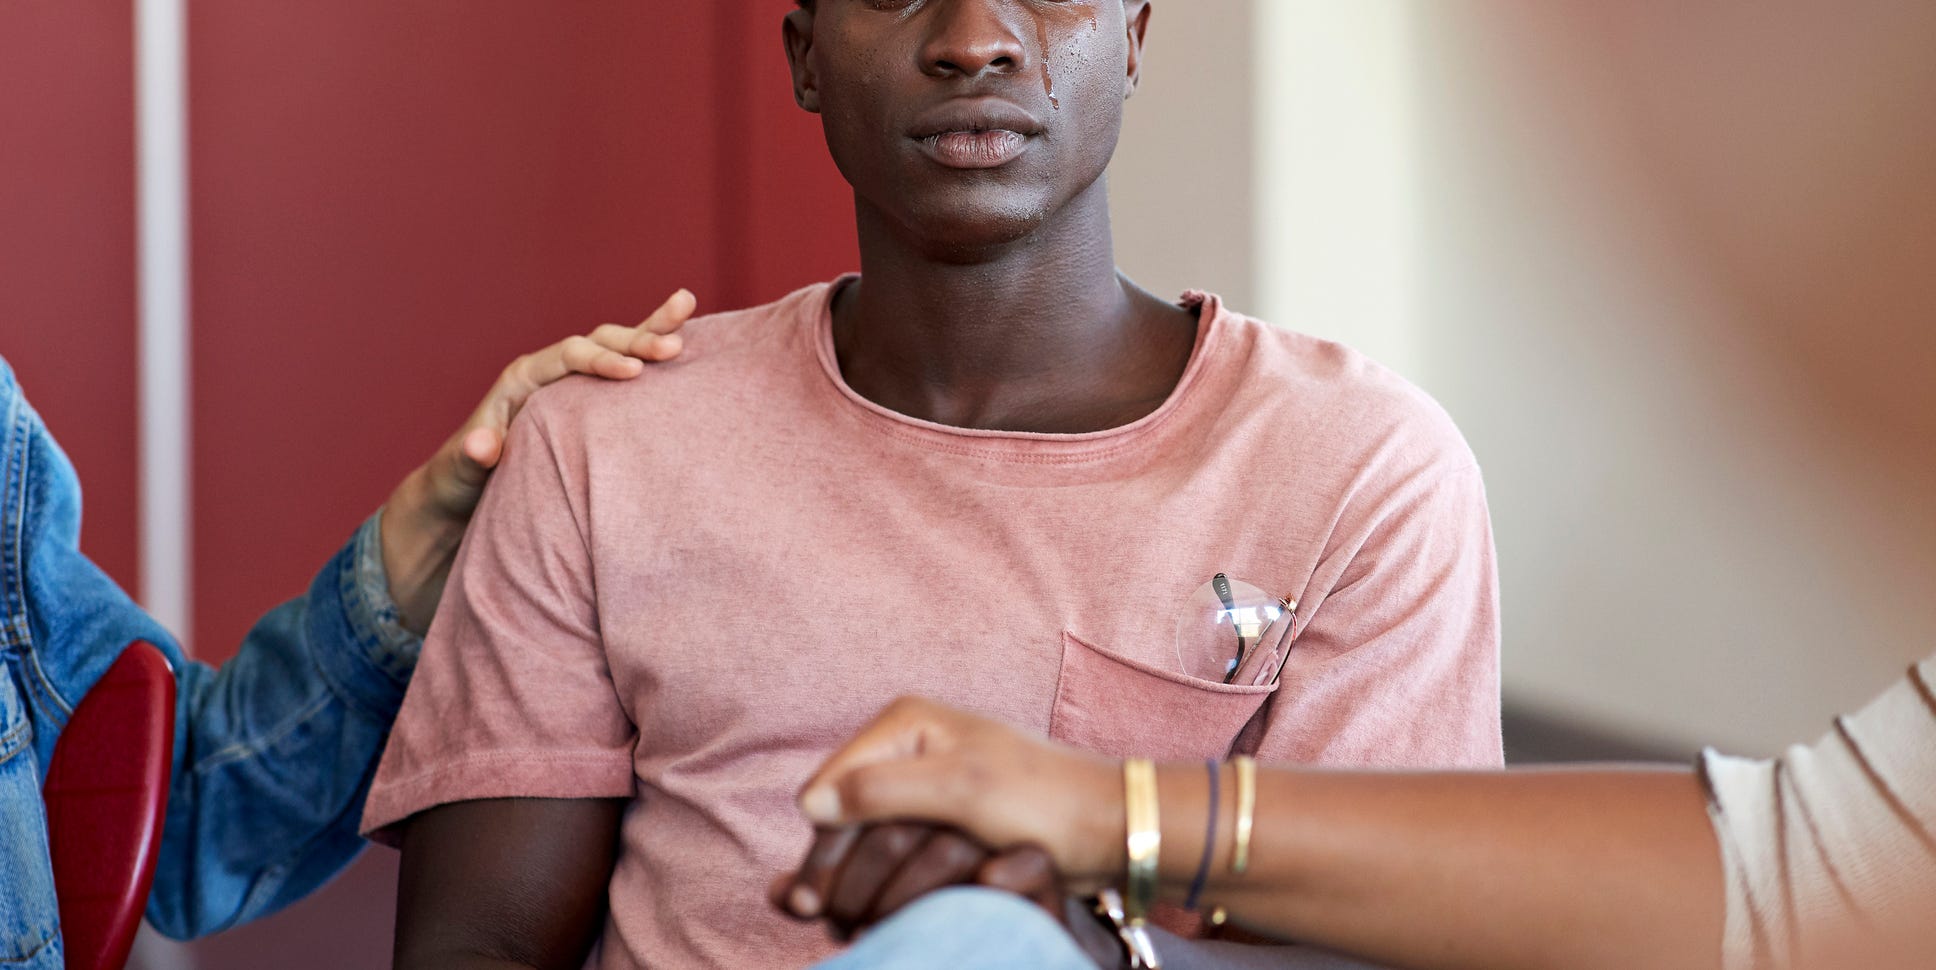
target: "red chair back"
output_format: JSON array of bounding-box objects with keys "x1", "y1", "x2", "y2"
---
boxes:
[{"x1": 43, "y1": 640, "x2": 176, "y2": 970}]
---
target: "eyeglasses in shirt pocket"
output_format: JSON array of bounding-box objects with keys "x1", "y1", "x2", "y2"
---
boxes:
[{"x1": 1047, "y1": 630, "x2": 1278, "y2": 761}]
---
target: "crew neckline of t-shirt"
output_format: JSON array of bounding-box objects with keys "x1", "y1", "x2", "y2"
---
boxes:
[{"x1": 807, "y1": 275, "x2": 1228, "y2": 464}]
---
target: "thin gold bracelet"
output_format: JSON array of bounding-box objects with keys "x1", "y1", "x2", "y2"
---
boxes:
[
  {"x1": 1123, "y1": 757, "x2": 1161, "y2": 922},
  {"x1": 1231, "y1": 755, "x2": 1256, "y2": 875}
]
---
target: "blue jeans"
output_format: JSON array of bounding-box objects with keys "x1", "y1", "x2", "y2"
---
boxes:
[
  {"x1": 810, "y1": 887, "x2": 1396, "y2": 970},
  {"x1": 813, "y1": 887, "x2": 1099, "y2": 970}
]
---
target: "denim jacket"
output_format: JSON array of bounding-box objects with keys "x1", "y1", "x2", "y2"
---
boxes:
[{"x1": 0, "y1": 356, "x2": 421, "y2": 967}]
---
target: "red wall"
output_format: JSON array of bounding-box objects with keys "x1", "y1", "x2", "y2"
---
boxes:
[
  {"x1": 0, "y1": 2, "x2": 141, "y2": 593},
  {"x1": 713, "y1": 4, "x2": 863, "y2": 305}
]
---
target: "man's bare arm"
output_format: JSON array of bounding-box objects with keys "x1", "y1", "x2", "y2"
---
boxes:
[{"x1": 395, "y1": 798, "x2": 625, "y2": 970}]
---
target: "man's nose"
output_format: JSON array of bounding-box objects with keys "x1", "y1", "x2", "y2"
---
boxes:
[{"x1": 919, "y1": 0, "x2": 1030, "y2": 80}]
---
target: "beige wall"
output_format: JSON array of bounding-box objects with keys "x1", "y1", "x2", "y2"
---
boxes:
[
  {"x1": 1408, "y1": 3, "x2": 1935, "y2": 755},
  {"x1": 1109, "y1": 0, "x2": 1253, "y2": 309}
]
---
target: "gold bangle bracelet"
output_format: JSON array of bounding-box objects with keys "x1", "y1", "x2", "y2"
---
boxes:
[
  {"x1": 1231, "y1": 755, "x2": 1256, "y2": 875},
  {"x1": 1123, "y1": 757, "x2": 1161, "y2": 922}
]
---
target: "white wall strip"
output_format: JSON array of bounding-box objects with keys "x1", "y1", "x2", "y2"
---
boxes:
[
  {"x1": 1252, "y1": 0, "x2": 1420, "y2": 379},
  {"x1": 136, "y1": 0, "x2": 192, "y2": 646}
]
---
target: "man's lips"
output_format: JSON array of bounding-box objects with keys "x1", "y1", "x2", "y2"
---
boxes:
[
  {"x1": 907, "y1": 98, "x2": 1043, "y2": 170},
  {"x1": 915, "y1": 129, "x2": 1031, "y2": 169}
]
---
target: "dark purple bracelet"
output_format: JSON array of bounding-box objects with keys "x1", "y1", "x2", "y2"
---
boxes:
[{"x1": 1184, "y1": 758, "x2": 1220, "y2": 911}]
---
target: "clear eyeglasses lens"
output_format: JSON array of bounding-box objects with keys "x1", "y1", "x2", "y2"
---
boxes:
[{"x1": 1173, "y1": 574, "x2": 1287, "y2": 684}]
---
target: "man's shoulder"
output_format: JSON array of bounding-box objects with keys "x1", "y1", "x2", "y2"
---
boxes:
[
  {"x1": 677, "y1": 280, "x2": 837, "y2": 360},
  {"x1": 518, "y1": 281, "x2": 835, "y2": 432},
  {"x1": 1219, "y1": 307, "x2": 1477, "y2": 477}
]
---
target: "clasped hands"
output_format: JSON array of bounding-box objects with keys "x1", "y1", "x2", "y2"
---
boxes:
[
  {"x1": 772, "y1": 698, "x2": 1132, "y2": 962},
  {"x1": 775, "y1": 821, "x2": 1067, "y2": 940}
]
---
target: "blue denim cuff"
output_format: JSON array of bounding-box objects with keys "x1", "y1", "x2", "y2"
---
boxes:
[
  {"x1": 348, "y1": 510, "x2": 421, "y2": 671},
  {"x1": 310, "y1": 512, "x2": 422, "y2": 724}
]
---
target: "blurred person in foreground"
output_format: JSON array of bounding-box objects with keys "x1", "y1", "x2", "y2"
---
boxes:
[
  {"x1": 786, "y1": 668, "x2": 1931, "y2": 970},
  {"x1": 0, "y1": 290, "x2": 691, "y2": 967},
  {"x1": 776, "y1": 2, "x2": 1936, "y2": 967}
]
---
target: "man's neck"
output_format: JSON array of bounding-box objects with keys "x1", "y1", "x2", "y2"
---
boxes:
[{"x1": 833, "y1": 181, "x2": 1197, "y2": 434}]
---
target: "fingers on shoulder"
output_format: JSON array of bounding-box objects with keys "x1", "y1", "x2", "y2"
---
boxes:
[
  {"x1": 613, "y1": 290, "x2": 699, "y2": 360},
  {"x1": 643, "y1": 289, "x2": 699, "y2": 334},
  {"x1": 590, "y1": 321, "x2": 681, "y2": 362},
  {"x1": 498, "y1": 351, "x2": 544, "y2": 395},
  {"x1": 559, "y1": 334, "x2": 645, "y2": 377}
]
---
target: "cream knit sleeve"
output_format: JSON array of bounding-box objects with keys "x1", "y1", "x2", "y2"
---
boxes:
[{"x1": 1700, "y1": 655, "x2": 1936, "y2": 970}]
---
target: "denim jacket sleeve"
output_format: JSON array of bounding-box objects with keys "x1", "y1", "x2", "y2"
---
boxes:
[
  {"x1": 0, "y1": 355, "x2": 422, "y2": 943},
  {"x1": 143, "y1": 511, "x2": 422, "y2": 938}
]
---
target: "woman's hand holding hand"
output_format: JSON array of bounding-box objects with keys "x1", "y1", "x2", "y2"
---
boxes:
[
  {"x1": 774, "y1": 697, "x2": 1128, "y2": 946},
  {"x1": 795, "y1": 696, "x2": 1124, "y2": 882}
]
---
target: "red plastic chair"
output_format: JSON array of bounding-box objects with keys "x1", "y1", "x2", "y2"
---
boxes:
[{"x1": 43, "y1": 640, "x2": 176, "y2": 970}]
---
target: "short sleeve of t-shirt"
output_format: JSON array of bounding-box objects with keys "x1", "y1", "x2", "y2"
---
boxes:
[
  {"x1": 1251, "y1": 461, "x2": 1502, "y2": 769},
  {"x1": 361, "y1": 397, "x2": 634, "y2": 843}
]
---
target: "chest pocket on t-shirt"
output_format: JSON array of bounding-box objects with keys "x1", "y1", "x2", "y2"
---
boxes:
[{"x1": 1047, "y1": 630, "x2": 1277, "y2": 761}]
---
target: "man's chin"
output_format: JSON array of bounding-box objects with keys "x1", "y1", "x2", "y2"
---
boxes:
[{"x1": 895, "y1": 200, "x2": 1056, "y2": 264}]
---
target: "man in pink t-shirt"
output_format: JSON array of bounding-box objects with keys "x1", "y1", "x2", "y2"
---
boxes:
[{"x1": 362, "y1": 2, "x2": 1500, "y2": 968}]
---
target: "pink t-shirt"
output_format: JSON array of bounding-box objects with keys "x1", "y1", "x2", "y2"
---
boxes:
[{"x1": 363, "y1": 280, "x2": 1502, "y2": 969}]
